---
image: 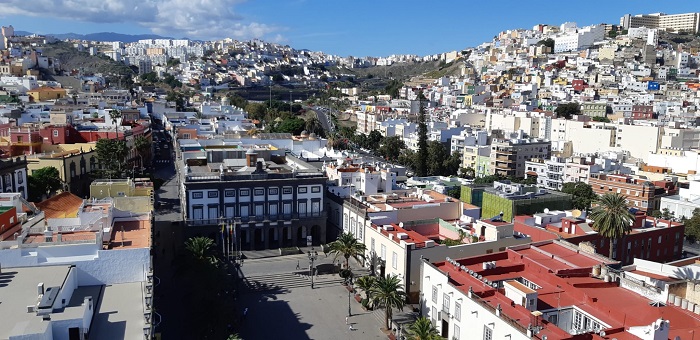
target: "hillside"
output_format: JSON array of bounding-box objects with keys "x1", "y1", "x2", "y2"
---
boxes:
[
  {"x1": 338, "y1": 59, "x2": 463, "y2": 81},
  {"x1": 39, "y1": 41, "x2": 134, "y2": 84}
]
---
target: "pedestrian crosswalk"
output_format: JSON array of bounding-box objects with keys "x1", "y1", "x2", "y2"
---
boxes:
[{"x1": 242, "y1": 272, "x2": 344, "y2": 293}]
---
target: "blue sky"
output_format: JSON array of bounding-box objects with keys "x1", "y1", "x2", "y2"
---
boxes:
[{"x1": 1, "y1": 0, "x2": 698, "y2": 57}]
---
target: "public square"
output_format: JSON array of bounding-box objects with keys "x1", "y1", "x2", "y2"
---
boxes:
[{"x1": 237, "y1": 253, "x2": 388, "y2": 340}]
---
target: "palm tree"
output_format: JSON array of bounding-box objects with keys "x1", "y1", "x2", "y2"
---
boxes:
[
  {"x1": 185, "y1": 236, "x2": 217, "y2": 265},
  {"x1": 405, "y1": 316, "x2": 440, "y2": 340},
  {"x1": 370, "y1": 274, "x2": 406, "y2": 330},
  {"x1": 134, "y1": 135, "x2": 151, "y2": 170},
  {"x1": 328, "y1": 232, "x2": 367, "y2": 269},
  {"x1": 354, "y1": 275, "x2": 376, "y2": 300},
  {"x1": 109, "y1": 109, "x2": 121, "y2": 140},
  {"x1": 590, "y1": 193, "x2": 634, "y2": 260}
]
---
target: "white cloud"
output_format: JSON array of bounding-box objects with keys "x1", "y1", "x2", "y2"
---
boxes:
[{"x1": 0, "y1": 0, "x2": 282, "y2": 40}]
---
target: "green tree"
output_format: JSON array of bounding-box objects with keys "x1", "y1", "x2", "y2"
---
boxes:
[
  {"x1": 384, "y1": 79, "x2": 403, "y2": 98},
  {"x1": 555, "y1": 102, "x2": 580, "y2": 119},
  {"x1": 272, "y1": 117, "x2": 306, "y2": 135},
  {"x1": 561, "y1": 182, "x2": 597, "y2": 211},
  {"x1": 416, "y1": 91, "x2": 428, "y2": 177},
  {"x1": 185, "y1": 236, "x2": 217, "y2": 265},
  {"x1": 378, "y1": 136, "x2": 405, "y2": 162},
  {"x1": 27, "y1": 167, "x2": 62, "y2": 201},
  {"x1": 537, "y1": 38, "x2": 555, "y2": 49},
  {"x1": 328, "y1": 232, "x2": 367, "y2": 269},
  {"x1": 446, "y1": 186, "x2": 461, "y2": 200},
  {"x1": 405, "y1": 316, "x2": 440, "y2": 340},
  {"x1": 473, "y1": 175, "x2": 503, "y2": 184},
  {"x1": 661, "y1": 208, "x2": 675, "y2": 220},
  {"x1": 370, "y1": 274, "x2": 407, "y2": 330},
  {"x1": 590, "y1": 193, "x2": 634, "y2": 260},
  {"x1": 139, "y1": 72, "x2": 158, "y2": 83},
  {"x1": 95, "y1": 138, "x2": 128, "y2": 178},
  {"x1": 592, "y1": 116, "x2": 611, "y2": 123},
  {"x1": 684, "y1": 209, "x2": 700, "y2": 243},
  {"x1": 245, "y1": 102, "x2": 267, "y2": 121},
  {"x1": 304, "y1": 117, "x2": 325, "y2": 137},
  {"x1": 366, "y1": 130, "x2": 384, "y2": 151},
  {"x1": 426, "y1": 141, "x2": 449, "y2": 176}
]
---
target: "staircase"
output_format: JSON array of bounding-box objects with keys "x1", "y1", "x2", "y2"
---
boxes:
[{"x1": 18, "y1": 195, "x2": 40, "y2": 215}]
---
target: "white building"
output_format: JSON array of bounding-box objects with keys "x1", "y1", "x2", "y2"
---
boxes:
[{"x1": 660, "y1": 179, "x2": 700, "y2": 219}]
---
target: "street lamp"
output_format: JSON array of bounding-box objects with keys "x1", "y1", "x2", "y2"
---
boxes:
[
  {"x1": 307, "y1": 247, "x2": 318, "y2": 288},
  {"x1": 347, "y1": 273, "x2": 354, "y2": 317}
]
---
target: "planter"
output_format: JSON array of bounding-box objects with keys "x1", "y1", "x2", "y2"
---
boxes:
[
  {"x1": 354, "y1": 294, "x2": 362, "y2": 303},
  {"x1": 345, "y1": 285, "x2": 354, "y2": 293},
  {"x1": 279, "y1": 247, "x2": 301, "y2": 256}
]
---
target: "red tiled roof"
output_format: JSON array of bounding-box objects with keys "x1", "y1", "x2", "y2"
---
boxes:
[{"x1": 35, "y1": 192, "x2": 83, "y2": 218}]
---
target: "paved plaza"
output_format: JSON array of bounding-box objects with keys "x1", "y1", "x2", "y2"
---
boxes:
[{"x1": 237, "y1": 253, "x2": 388, "y2": 340}]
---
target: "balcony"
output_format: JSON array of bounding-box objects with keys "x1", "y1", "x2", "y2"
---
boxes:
[
  {"x1": 496, "y1": 155, "x2": 515, "y2": 162},
  {"x1": 494, "y1": 163, "x2": 512, "y2": 170}
]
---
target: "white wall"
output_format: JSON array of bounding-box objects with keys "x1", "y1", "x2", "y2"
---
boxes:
[{"x1": 0, "y1": 246, "x2": 151, "y2": 286}]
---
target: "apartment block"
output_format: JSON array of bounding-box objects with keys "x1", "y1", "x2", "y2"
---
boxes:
[
  {"x1": 490, "y1": 138, "x2": 551, "y2": 178},
  {"x1": 621, "y1": 12, "x2": 700, "y2": 34}
]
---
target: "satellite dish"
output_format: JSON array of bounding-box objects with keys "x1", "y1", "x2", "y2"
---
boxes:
[
  {"x1": 572, "y1": 209, "x2": 582, "y2": 218},
  {"x1": 543, "y1": 208, "x2": 550, "y2": 214},
  {"x1": 599, "y1": 331, "x2": 606, "y2": 337}
]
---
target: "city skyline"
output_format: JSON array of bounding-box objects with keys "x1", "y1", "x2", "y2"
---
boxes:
[{"x1": 0, "y1": 1, "x2": 699, "y2": 57}]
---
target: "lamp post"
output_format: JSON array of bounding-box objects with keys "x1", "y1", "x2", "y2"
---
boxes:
[
  {"x1": 347, "y1": 273, "x2": 354, "y2": 317},
  {"x1": 307, "y1": 247, "x2": 318, "y2": 288}
]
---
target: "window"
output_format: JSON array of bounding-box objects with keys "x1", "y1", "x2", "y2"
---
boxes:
[
  {"x1": 192, "y1": 191, "x2": 203, "y2": 199},
  {"x1": 208, "y1": 191, "x2": 218, "y2": 198},
  {"x1": 269, "y1": 187, "x2": 278, "y2": 195},
  {"x1": 254, "y1": 188, "x2": 265, "y2": 196},
  {"x1": 380, "y1": 244, "x2": 386, "y2": 260},
  {"x1": 240, "y1": 189, "x2": 250, "y2": 196},
  {"x1": 53, "y1": 130, "x2": 59, "y2": 137},
  {"x1": 311, "y1": 186, "x2": 321, "y2": 193},
  {"x1": 225, "y1": 190, "x2": 236, "y2": 197},
  {"x1": 283, "y1": 187, "x2": 293, "y2": 194},
  {"x1": 392, "y1": 252, "x2": 397, "y2": 269},
  {"x1": 454, "y1": 302, "x2": 461, "y2": 321},
  {"x1": 298, "y1": 186, "x2": 308, "y2": 194},
  {"x1": 432, "y1": 286, "x2": 438, "y2": 303},
  {"x1": 483, "y1": 326, "x2": 492, "y2": 340},
  {"x1": 371, "y1": 238, "x2": 375, "y2": 252},
  {"x1": 442, "y1": 293, "x2": 450, "y2": 313},
  {"x1": 453, "y1": 324, "x2": 460, "y2": 340}
]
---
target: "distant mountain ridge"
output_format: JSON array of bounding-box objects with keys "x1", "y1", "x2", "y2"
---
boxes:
[{"x1": 15, "y1": 31, "x2": 175, "y2": 43}]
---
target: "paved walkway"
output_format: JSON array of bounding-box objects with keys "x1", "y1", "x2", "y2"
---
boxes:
[{"x1": 237, "y1": 254, "x2": 387, "y2": 340}]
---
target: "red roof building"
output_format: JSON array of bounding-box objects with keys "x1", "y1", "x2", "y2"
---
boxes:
[{"x1": 420, "y1": 240, "x2": 700, "y2": 340}]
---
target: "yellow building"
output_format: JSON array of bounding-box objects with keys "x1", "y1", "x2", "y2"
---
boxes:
[
  {"x1": 26, "y1": 86, "x2": 67, "y2": 102},
  {"x1": 26, "y1": 147, "x2": 97, "y2": 197},
  {"x1": 90, "y1": 178, "x2": 154, "y2": 213}
]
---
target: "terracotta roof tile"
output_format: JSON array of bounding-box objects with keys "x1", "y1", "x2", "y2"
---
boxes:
[{"x1": 35, "y1": 192, "x2": 83, "y2": 219}]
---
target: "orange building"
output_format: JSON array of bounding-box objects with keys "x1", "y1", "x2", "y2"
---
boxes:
[{"x1": 26, "y1": 86, "x2": 67, "y2": 102}]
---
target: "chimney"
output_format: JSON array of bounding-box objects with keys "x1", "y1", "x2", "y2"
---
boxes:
[
  {"x1": 255, "y1": 160, "x2": 264, "y2": 173},
  {"x1": 245, "y1": 148, "x2": 257, "y2": 167},
  {"x1": 37, "y1": 282, "x2": 44, "y2": 296}
]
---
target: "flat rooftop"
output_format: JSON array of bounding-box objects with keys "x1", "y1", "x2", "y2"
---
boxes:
[
  {"x1": 0, "y1": 265, "x2": 73, "y2": 339},
  {"x1": 89, "y1": 282, "x2": 147, "y2": 340},
  {"x1": 109, "y1": 220, "x2": 151, "y2": 249}
]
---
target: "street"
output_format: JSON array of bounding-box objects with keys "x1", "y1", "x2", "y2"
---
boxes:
[{"x1": 237, "y1": 254, "x2": 387, "y2": 340}]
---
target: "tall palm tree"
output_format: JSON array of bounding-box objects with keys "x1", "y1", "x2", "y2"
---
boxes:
[
  {"x1": 328, "y1": 232, "x2": 367, "y2": 269},
  {"x1": 405, "y1": 316, "x2": 440, "y2": 340},
  {"x1": 590, "y1": 193, "x2": 634, "y2": 260},
  {"x1": 185, "y1": 236, "x2": 217, "y2": 265},
  {"x1": 134, "y1": 135, "x2": 151, "y2": 170},
  {"x1": 109, "y1": 109, "x2": 121, "y2": 140},
  {"x1": 370, "y1": 274, "x2": 406, "y2": 330}
]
